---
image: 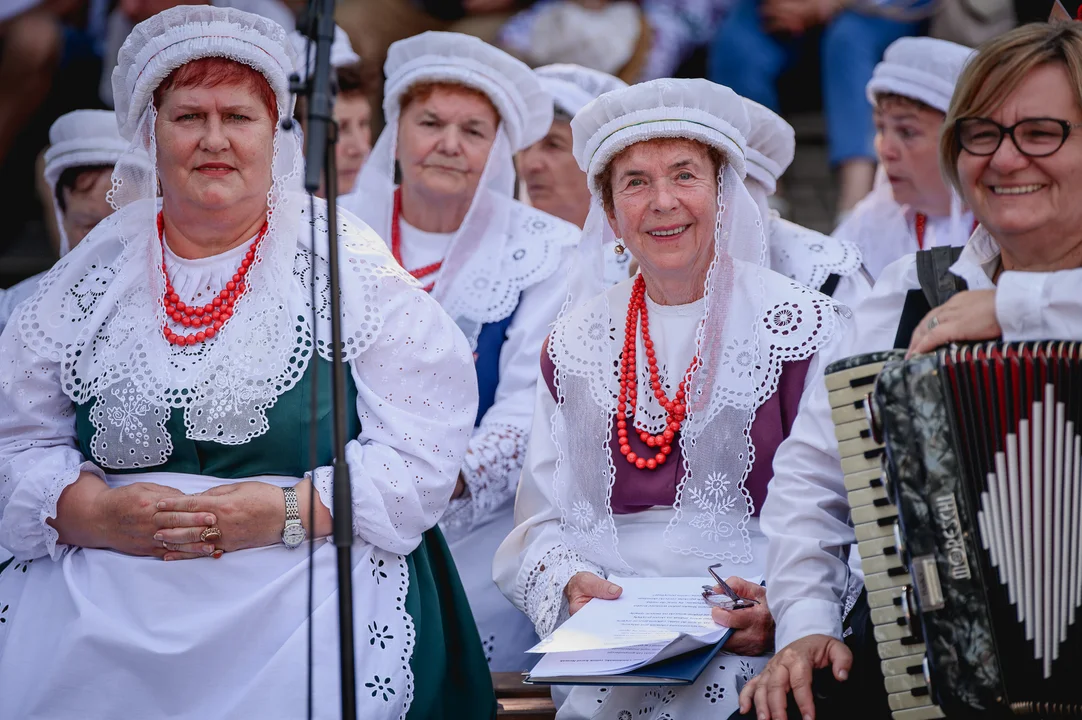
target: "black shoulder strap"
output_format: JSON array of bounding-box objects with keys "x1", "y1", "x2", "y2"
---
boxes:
[
  {"x1": 893, "y1": 247, "x2": 969, "y2": 349},
  {"x1": 818, "y1": 273, "x2": 842, "y2": 298},
  {"x1": 915, "y1": 245, "x2": 967, "y2": 308}
]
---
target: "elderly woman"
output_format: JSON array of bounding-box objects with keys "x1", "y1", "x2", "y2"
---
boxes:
[
  {"x1": 0, "y1": 109, "x2": 136, "y2": 333},
  {"x1": 493, "y1": 78, "x2": 850, "y2": 720},
  {"x1": 522, "y1": 63, "x2": 630, "y2": 287},
  {"x1": 747, "y1": 20, "x2": 1082, "y2": 720},
  {"x1": 289, "y1": 24, "x2": 375, "y2": 195},
  {"x1": 0, "y1": 7, "x2": 496, "y2": 718},
  {"x1": 833, "y1": 36, "x2": 976, "y2": 281},
  {"x1": 343, "y1": 32, "x2": 580, "y2": 672},
  {"x1": 742, "y1": 98, "x2": 871, "y2": 310}
]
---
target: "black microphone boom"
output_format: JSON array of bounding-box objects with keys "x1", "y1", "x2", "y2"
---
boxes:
[{"x1": 288, "y1": 0, "x2": 357, "y2": 717}]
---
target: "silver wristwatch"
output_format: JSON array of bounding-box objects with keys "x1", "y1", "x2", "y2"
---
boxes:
[{"x1": 282, "y1": 486, "x2": 306, "y2": 549}]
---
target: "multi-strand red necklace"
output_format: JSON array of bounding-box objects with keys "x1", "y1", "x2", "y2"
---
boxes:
[
  {"x1": 616, "y1": 275, "x2": 699, "y2": 471},
  {"x1": 158, "y1": 211, "x2": 268, "y2": 346},
  {"x1": 391, "y1": 188, "x2": 442, "y2": 293}
]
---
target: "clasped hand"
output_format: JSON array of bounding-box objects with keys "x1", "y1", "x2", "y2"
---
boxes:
[{"x1": 152, "y1": 481, "x2": 287, "y2": 560}]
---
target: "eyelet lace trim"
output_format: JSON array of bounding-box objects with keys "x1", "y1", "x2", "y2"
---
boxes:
[{"x1": 522, "y1": 545, "x2": 606, "y2": 638}]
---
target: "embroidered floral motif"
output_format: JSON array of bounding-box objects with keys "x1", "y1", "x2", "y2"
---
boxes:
[
  {"x1": 370, "y1": 557, "x2": 388, "y2": 583},
  {"x1": 368, "y1": 622, "x2": 394, "y2": 650},
  {"x1": 703, "y1": 682, "x2": 725, "y2": 703},
  {"x1": 364, "y1": 675, "x2": 396, "y2": 702}
]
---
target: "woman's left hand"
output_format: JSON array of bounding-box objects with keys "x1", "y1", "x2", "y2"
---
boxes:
[
  {"x1": 908, "y1": 289, "x2": 1001, "y2": 357},
  {"x1": 712, "y1": 577, "x2": 775, "y2": 656},
  {"x1": 154, "y1": 481, "x2": 286, "y2": 555}
]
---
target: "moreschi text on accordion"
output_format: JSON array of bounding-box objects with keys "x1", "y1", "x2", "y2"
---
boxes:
[{"x1": 827, "y1": 342, "x2": 1082, "y2": 720}]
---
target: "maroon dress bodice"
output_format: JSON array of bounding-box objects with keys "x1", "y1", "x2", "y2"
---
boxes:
[{"x1": 541, "y1": 342, "x2": 811, "y2": 517}]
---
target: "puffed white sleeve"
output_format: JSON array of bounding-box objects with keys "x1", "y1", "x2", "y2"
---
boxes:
[
  {"x1": 493, "y1": 372, "x2": 605, "y2": 639},
  {"x1": 996, "y1": 268, "x2": 1082, "y2": 342},
  {"x1": 763, "y1": 259, "x2": 915, "y2": 650},
  {"x1": 311, "y1": 286, "x2": 479, "y2": 555},
  {"x1": 441, "y1": 251, "x2": 572, "y2": 541},
  {"x1": 0, "y1": 331, "x2": 106, "y2": 561}
]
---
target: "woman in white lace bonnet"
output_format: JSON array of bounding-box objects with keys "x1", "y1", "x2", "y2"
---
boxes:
[
  {"x1": 343, "y1": 31, "x2": 581, "y2": 671},
  {"x1": 0, "y1": 6, "x2": 497, "y2": 717},
  {"x1": 0, "y1": 109, "x2": 145, "y2": 334},
  {"x1": 493, "y1": 78, "x2": 851, "y2": 719},
  {"x1": 741, "y1": 98, "x2": 872, "y2": 311},
  {"x1": 832, "y1": 36, "x2": 976, "y2": 281}
]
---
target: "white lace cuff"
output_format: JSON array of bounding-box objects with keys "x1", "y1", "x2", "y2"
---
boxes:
[
  {"x1": 1, "y1": 460, "x2": 104, "y2": 561},
  {"x1": 522, "y1": 545, "x2": 606, "y2": 638},
  {"x1": 440, "y1": 423, "x2": 528, "y2": 543}
]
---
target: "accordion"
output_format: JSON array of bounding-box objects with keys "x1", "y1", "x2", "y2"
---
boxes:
[{"x1": 826, "y1": 343, "x2": 1082, "y2": 720}]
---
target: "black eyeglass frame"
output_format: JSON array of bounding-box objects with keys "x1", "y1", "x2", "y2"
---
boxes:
[{"x1": 955, "y1": 116, "x2": 1082, "y2": 158}]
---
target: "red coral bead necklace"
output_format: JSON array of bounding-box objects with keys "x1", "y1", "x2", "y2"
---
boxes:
[
  {"x1": 158, "y1": 211, "x2": 268, "y2": 346},
  {"x1": 391, "y1": 187, "x2": 443, "y2": 293},
  {"x1": 616, "y1": 275, "x2": 699, "y2": 471}
]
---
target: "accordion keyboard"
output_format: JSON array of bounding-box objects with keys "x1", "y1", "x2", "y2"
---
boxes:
[{"x1": 825, "y1": 355, "x2": 945, "y2": 720}]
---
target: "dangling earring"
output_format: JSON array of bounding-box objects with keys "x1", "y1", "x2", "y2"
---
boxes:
[{"x1": 614, "y1": 242, "x2": 625, "y2": 255}]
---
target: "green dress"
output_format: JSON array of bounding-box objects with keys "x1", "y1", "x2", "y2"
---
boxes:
[{"x1": 70, "y1": 357, "x2": 497, "y2": 720}]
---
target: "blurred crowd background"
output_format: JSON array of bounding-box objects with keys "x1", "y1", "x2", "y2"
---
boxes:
[{"x1": 0, "y1": 0, "x2": 1059, "y2": 289}]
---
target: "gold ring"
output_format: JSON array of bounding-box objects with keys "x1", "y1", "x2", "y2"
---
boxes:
[{"x1": 200, "y1": 526, "x2": 222, "y2": 542}]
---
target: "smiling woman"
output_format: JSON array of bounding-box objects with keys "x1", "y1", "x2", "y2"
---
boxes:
[
  {"x1": 0, "y1": 7, "x2": 496, "y2": 719},
  {"x1": 494, "y1": 78, "x2": 851, "y2": 720}
]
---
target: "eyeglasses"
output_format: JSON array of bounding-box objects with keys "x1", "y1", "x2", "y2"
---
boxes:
[
  {"x1": 701, "y1": 563, "x2": 759, "y2": 610},
  {"x1": 955, "y1": 117, "x2": 1082, "y2": 158}
]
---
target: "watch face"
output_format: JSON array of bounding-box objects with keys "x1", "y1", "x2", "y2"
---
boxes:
[{"x1": 283, "y1": 523, "x2": 306, "y2": 547}]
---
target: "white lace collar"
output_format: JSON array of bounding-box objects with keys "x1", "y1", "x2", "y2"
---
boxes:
[
  {"x1": 12, "y1": 195, "x2": 416, "y2": 468},
  {"x1": 547, "y1": 263, "x2": 844, "y2": 570},
  {"x1": 769, "y1": 214, "x2": 863, "y2": 290}
]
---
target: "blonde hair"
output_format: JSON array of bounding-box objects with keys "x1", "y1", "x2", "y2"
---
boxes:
[{"x1": 941, "y1": 22, "x2": 1082, "y2": 192}]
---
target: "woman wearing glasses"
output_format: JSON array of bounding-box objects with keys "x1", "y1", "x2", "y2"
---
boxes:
[{"x1": 743, "y1": 21, "x2": 1082, "y2": 720}]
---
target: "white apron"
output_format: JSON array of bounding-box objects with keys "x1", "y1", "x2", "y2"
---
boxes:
[{"x1": 0, "y1": 472, "x2": 414, "y2": 720}]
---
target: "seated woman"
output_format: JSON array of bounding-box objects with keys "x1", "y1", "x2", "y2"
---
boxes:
[
  {"x1": 746, "y1": 21, "x2": 1082, "y2": 720},
  {"x1": 0, "y1": 109, "x2": 137, "y2": 332},
  {"x1": 523, "y1": 63, "x2": 630, "y2": 286},
  {"x1": 344, "y1": 32, "x2": 580, "y2": 672},
  {"x1": 494, "y1": 78, "x2": 850, "y2": 719},
  {"x1": 742, "y1": 97, "x2": 872, "y2": 311},
  {"x1": 0, "y1": 7, "x2": 495, "y2": 718},
  {"x1": 833, "y1": 36, "x2": 976, "y2": 281},
  {"x1": 289, "y1": 24, "x2": 376, "y2": 195}
]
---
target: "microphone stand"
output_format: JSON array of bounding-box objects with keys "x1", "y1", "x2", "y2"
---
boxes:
[{"x1": 286, "y1": 1, "x2": 357, "y2": 717}]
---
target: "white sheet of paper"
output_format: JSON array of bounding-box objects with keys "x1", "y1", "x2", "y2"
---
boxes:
[
  {"x1": 528, "y1": 574, "x2": 761, "y2": 654},
  {"x1": 527, "y1": 641, "x2": 670, "y2": 679}
]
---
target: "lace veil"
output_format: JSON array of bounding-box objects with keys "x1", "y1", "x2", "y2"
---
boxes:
[
  {"x1": 549, "y1": 79, "x2": 844, "y2": 570},
  {"x1": 345, "y1": 31, "x2": 553, "y2": 347}
]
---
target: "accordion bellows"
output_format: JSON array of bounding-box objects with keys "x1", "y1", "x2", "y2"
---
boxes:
[{"x1": 826, "y1": 343, "x2": 1082, "y2": 720}]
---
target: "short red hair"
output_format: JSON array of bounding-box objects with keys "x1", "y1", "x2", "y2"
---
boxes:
[{"x1": 153, "y1": 57, "x2": 278, "y2": 120}]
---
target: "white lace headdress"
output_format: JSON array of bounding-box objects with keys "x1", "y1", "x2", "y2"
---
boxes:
[
  {"x1": 742, "y1": 98, "x2": 862, "y2": 288},
  {"x1": 288, "y1": 24, "x2": 360, "y2": 77},
  {"x1": 12, "y1": 6, "x2": 412, "y2": 466},
  {"x1": 549, "y1": 79, "x2": 843, "y2": 570},
  {"x1": 346, "y1": 31, "x2": 553, "y2": 346},
  {"x1": 847, "y1": 35, "x2": 976, "y2": 272},
  {"x1": 866, "y1": 36, "x2": 974, "y2": 114},
  {"x1": 535, "y1": 64, "x2": 627, "y2": 118},
  {"x1": 42, "y1": 109, "x2": 141, "y2": 256}
]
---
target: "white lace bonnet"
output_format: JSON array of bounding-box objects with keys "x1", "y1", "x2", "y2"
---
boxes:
[
  {"x1": 865, "y1": 36, "x2": 975, "y2": 113},
  {"x1": 288, "y1": 24, "x2": 360, "y2": 77},
  {"x1": 535, "y1": 63, "x2": 628, "y2": 119},
  {"x1": 741, "y1": 98, "x2": 795, "y2": 197},
  {"x1": 43, "y1": 109, "x2": 138, "y2": 255},
  {"x1": 348, "y1": 32, "x2": 553, "y2": 341}
]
